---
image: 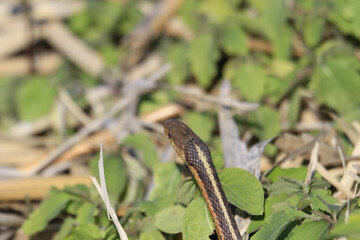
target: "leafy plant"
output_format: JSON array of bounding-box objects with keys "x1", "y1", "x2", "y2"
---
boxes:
[
  {"x1": 22, "y1": 153, "x2": 128, "y2": 239},
  {"x1": 16, "y1": 0, "x2": 360, "y2": 239}
]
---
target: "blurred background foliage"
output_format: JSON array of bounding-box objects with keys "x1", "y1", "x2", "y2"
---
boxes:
[
  {"x1": 1, "y1": 0, "x2": 359, "y2": 127},
  {"x1": 1, "y1": 0, "x2": 360, "y2": 239}
]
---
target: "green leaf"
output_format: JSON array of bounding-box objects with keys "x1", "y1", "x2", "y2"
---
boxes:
[
  {"x1": 272, "y1": 27, "x2": 292, "y2": 59},
  {"x1": 123, "y1": 133, "x2": 158, "y2": 170},
  {"x1": 182, "y1": 198, "x2": 214, "y2": 240},
  {"x1": 103, "y1": 226, "x2": 119, "y2": 240},
  {"x1": 75, "y1": 202, "x2": 96, "y2": 224},
  {"x1": 16, "y1": 77, "x2": 56, "y2": 121},
  {"x1": 139, "y1": 229, "x2": 165, "y2": 240},
  {"x1": 139, "y1": 91, "x2": 170, "y2": 115},
  {"x1": 262, "y1": 0, "x2": 288, "y2": 38},
  {"x1": 211, "y1": 150, "x2": 225, "y2": 171},
  {"x1": 219, "y1": 168, "x2": 264, "y2": 215},
  {"x1": 249, "y1": 106, "x2": 282, "y2": 140},
  {"x1": 139, "y1": 197, "x2": 175, "y2": 217},
  {"x1": 188, "y1": 34, "x2": 220, "y2": 88},
  {"x1": 271, "y1": 59, "x2": 295, "y2": 78},
  {"x1": 267, "y1": 166, "x2": 308, "y2": 183},
  {"x1": 309, "y1": 189, "x2": 340, "y2": 214},
  {"x1": 304, "y1": 18, "x2": 325, "y2": 47},
  {"x1": 249, "y1": 194, "x2": 306, "y2": 234},
  {"x1": 166, "y1": 43, "x2": 189, "y2": 85},
  {"x1": 337, "y1": 197, "x2": 360, "y2": 219},
  {"x1": 115, "y1": 1, "x2": 143, "y2": 35},
  {"x1": 72, "y1": 223, "x2": 103, "y2": 239},
  {"x1": 329, "y1": 209, "x2": 360, "y2": 239},
  {"x1": 231, "y1": 63, "x2": 267, "y2": 102},
  {"x1": 297, "y1": 197, "x2": 313, "y2": 211},
  {"x1": 328, "y1": 0, "x2": 360, "y2": 38},
  {"x1": 66, "y1": 201, "x2": 83, "y2": 215},
  {"x1": 183, "y1": 112, "x2": 215, "y2": 143},
  {"x1": 297, "y1": 0, "x2": 327, "y2": 11},
  {"x1": 0, "y1": 78, "x2": 13, "y2": 115},
  {"x1": 248, "y1": 194, "x2": 289, "y2": 233},
  {"x1": 288, "y1": 88, "x2": 301, "y2": 127},
  {"x1": 255, "y1": 0, "x2": 292, "y2": 59},
  {"x1": 148, "y1": 162, "x2": 182, "y2": 201},
  {"x1": 154, "y1": 205, "x2": 186, "y2": 234},
  {"x1": 22, "y1": 191, "x2": 72, "y2": 235},
  {"x1": 265, "y1": 75, "x2": 293, "y2": 104},
  {"x1": 343, "y1": 108, "x2": 360, "y2": 125},
  {"x1": 285, "y1": 195, "x2": 304, "y2": 210},
  {"x1": 309, "y1": 177, "x2": 331, "y2": 191},
  {"x1": 138, "y1": 219, "x2": 165, "y2": 240},
  {"x1": 68, "y1": 10, "x2": 92, "y2": 35},
  {"x1": 54, "y1": 217, "x2": 75, "y2": 240},
  {"x1": 288, "y1": 219, "x2": 329, "y2": 240},
  {"x1": 219, "y1": 24, "x2": 248, "y2": 56},
  {"x1": 268, "y1": 177, "x2": 303, "y2": 197},
  {"x1": 199, "y1": 0, "x2": 235, "y2": 24},
  {"x1": 100, "y1": 44, "x2": 118, "y2": 66},
  {"x1": 309, "y1": 59, "x2": 360, "y2": 113},
  {"x1": 179, "y1": 1, "x2": 200, "y2": 30},
  {"x1": 176, "y1": 179, "x2": 197, "y2": 206},
  {"x1": 251, "y1": 209, "x2": 307, "y2": 240}
]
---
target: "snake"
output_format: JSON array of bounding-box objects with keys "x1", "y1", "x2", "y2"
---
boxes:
[{"x1": 163, "y1": 119, "x2": 242, "y2": 240}]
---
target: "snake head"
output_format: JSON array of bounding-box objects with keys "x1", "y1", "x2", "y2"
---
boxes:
[{"x1": 163, "y1": 119, "x2": 194, "y2": 161}]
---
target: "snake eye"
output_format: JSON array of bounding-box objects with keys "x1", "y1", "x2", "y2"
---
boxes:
[{"x1": 167, "y1": 132, "x2": 171, "y2": 138}]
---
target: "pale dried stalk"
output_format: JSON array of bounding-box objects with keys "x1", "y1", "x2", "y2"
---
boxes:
[
  {"x1": 315, "y1": 164, "x2": 353, "y2": 198},
  {"x1": 44, "y1": 21, "x2": 105, "y2": 77},
  {"x1": 90, "y1": 145, "x2": 128, "y2": 240},
  {"x1": 305, "y1": 141, "x2": 319, "y2": 186},
  {"x1": 173, "y1": 85, "x2": 259, "y2": 112},
  {"x1": 337, "y1": 146, "x2": 349, "y2": 224},
  {"x1": 59, "y1": 87, "x2": 92, "y2": 125}
]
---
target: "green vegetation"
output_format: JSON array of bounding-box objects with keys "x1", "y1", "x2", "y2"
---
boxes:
[{"x1": 2, "y1": 0, "x2": 359, "y2": 239}]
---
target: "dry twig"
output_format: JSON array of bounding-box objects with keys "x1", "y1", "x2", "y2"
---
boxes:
[{"x1": 172, "y1": 85, "x2": 259, "y2": 113}]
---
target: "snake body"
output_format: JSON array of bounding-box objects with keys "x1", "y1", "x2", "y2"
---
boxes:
[{"x1": 163, "y1": 119, "x2": 242, "y2": 240}]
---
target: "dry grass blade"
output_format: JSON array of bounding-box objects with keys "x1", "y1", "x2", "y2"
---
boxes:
[
  {"x1": 218, "y1": 80, "x2": 248, "y2": 169},
  {"x1": 0, "y1": 175, "x2": 91, "y2": 200},
  {"x1": 90, "y1": 145, "x2": 128, "y2": 240},
  {"x1": 329, "y1": 112, "x2": 359, "y2": 145},
  {"x1": 348, "y1": 169, "x2": 360, "y2": 197},
  {"x1": 305, "y1": 141, "x2": 319, "y2": 186},
  {"x1": 263, "y1": 134, "x2": 320, "y2": 177},
  {"x1": 44, "y1": 21, "x2": 105, "y2": 77},
  {"x1": 353, "y1": 164, "x2": 360, "y2": 173},
  {"x1": 58, "y1": 87, "x2": 91, "y2": 125},
  {"x1": 337, "y1": 146, "x2": 350, "y2": 223},
  {"x1": 353, "y1": 121, "x2": 360, "y2": 135},
  {"x1": 123, "y1": 0, "x2": 184, "y2": 67},
  {"x1": 315, "y1": 163, "x2": 353, "y2": 198},
  {"x1": 348, "y1": 171, "x2": 360, "y2": 184},
  {"x1": 0, "y1": 53, "x2": 61, "y2": 76}
]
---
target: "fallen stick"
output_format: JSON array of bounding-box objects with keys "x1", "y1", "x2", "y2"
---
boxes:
[{"x1": 0, "y1": 175, "x2": 91, "y2": 200}]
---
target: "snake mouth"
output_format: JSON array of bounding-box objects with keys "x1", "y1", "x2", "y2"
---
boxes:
[{"x1": 163, "y1": 119, "x2": 188, "y2": 161}]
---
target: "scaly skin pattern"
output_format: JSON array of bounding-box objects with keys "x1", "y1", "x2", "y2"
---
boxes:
[{"x1": 163, "y1": 119, "x2": 242, "y2": 240}]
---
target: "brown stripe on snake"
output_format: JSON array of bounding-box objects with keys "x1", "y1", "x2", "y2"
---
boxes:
[{"x1": 163, "y1": 119, "x2": 242, "y2": 240}]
